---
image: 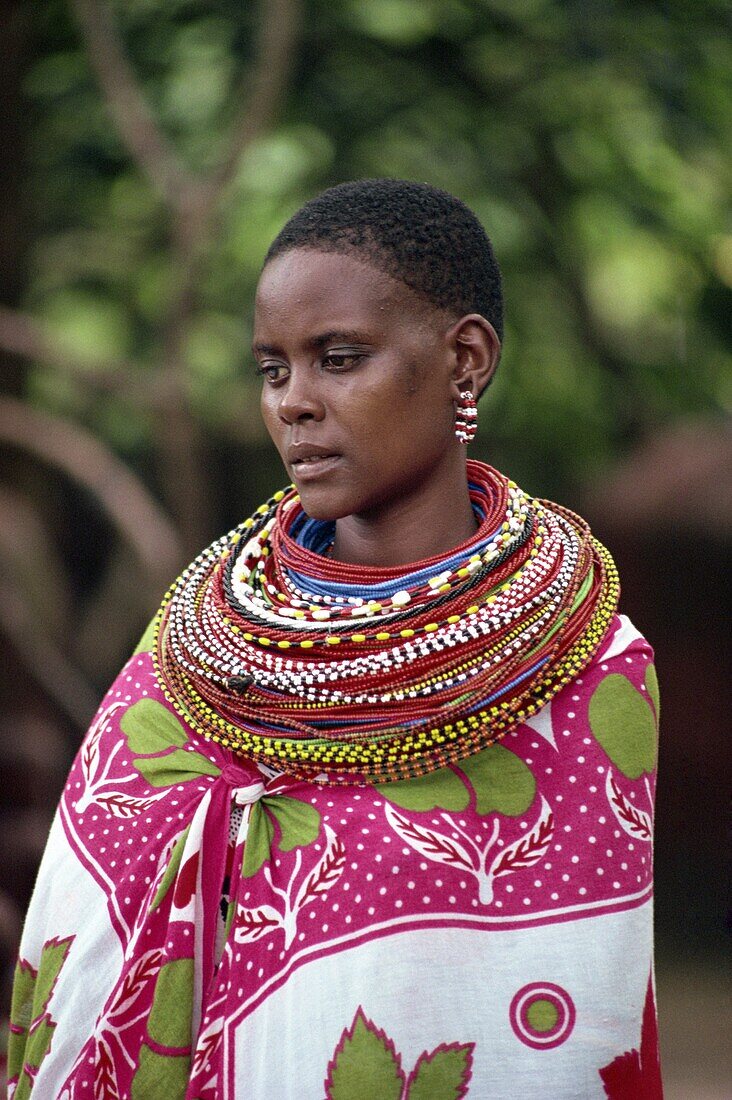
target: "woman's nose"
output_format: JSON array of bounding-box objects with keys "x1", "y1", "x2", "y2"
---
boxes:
[{"x1": 277, "y1": 371, "x2": 325, "y2": 424}]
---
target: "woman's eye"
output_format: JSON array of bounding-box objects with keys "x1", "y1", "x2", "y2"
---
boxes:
[
  {"x1": 323, "y1": 352, "x2": 363, "y2": 369},
  {"x1": 255, "y1": 362, "x2": 288, "y2": 383}
]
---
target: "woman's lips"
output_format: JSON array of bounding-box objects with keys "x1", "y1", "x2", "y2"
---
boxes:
[{"x1": 290, "y1": 454, "x2": 342, "y2": 480}]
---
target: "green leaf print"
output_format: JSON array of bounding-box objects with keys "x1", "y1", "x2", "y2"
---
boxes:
[
  {"x1": 408, "y1": 1044, "x2": 474, "y2": 1100},
  {"x1": 31, "y1": 939, "x2": 71, "y2": 1019},
  {"x1": 134, "y1": 748, "x2": 221, "y2": 787},
  {"x1": 8, "y1": 937, "x2": 73, "y2": 1097},
  {"x1": 459, "y1": 744, "x2": 536, "y2": 816},
  {"x1": 325, "y1": 1009, "x2": 474, "y2": 1099},
  {"x1": 242, "y1": 801, "x2": 275, "y2": 877},
  {"x1": 268, "y1": 795, "x2": 321, "y2": 851},
  {"x1": 326, "y1": 1009, "x2": 404, "y2": 1100},
  {"x1": 131, "y1": 1043, "x2": 191, "y2": 1100},
  {"x1": 121, "y1": 698, "x2": 188, "y2": 754},
  {"x1": 147, "y1": 958, "x2": 194, "y2": 1048},
  {"x1": 20, "y1": 1016, "x2": 56, "y2": 1072},
  {"x1": 9, "y1": 960, "x2": 35, "y2": 1037},
  {"x1": 378, "y1": 745, "x2": 534, "y2": 818},
  {"x1": 120, "y1": 698, "x2": 221, "y2": 789},
  {"x1": 375, "y1": 766, "x2": 470, "y2": 812},
  {"x1": 242, "y1": 795, "x2": 322, "y2": 877},
  {"x1": 589, "y1": 672, "x2": 658, "y2": 778}
]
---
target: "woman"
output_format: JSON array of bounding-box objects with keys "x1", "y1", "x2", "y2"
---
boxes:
[{"x1": 8, "y1": 180, "x2": 662, "y2": 1098}]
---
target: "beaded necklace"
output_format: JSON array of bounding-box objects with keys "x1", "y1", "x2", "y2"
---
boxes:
[{"x1": 154, "y1": 462, "x2": 619, "y2": 784}]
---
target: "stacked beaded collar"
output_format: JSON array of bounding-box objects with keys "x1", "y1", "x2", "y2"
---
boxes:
[{"x1": 153, "y1": 462, "x2": 619, "y2": 785}]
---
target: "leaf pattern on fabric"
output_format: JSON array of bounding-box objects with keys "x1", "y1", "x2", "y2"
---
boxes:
[
  {"x1": 242, "y1": 794, "x2": 321, "y2": 877},
  {"x1": 374, "y1": 765, "x2": 470, "y2": 812},
  {"x1": 105, "y1": 949, "x2": 163, "y2": 1025},
  {"x1": 8, "y1": 936, "x2": 73, "y2": 1098},
  {"x1": 120, "y1": 698, "x2": 188, "y2": 753},
  {"x1": 589, "y1": 673, "x2": 658, "y2": 778},
  {"x1": 134, "y1": 748, "x2": 221, "y2": 787},
  {"x1": 324, "y1": 1008, "x2": 474, "y2": 1099},
  {"x1": 120, "y1": 697, "x2": 221, "y2": 788},
  {"x1": 237, "y1": 825, "x2": 346, "y2": 948},
  {"x1": 459, "y1": 744, "x2": 536, "y2": 816},
  {"x1": 130, "y1": 1043, "x2": 191, "y2": 1100},
  {"x1": 233, "y1": 904, "x2": 283, "y2": 943},
  {"x1": 147, "y1": 958, "x2": 194, "y2": 1049},
  {"x1": 385, "y1": 796, "x2": 553, "y2": 906},
  {"x1": 378, "y1": 744, "x2": 535, "y2": 818},
  {"x1": 384, "y1": 804, "x2": 474, "y2": 872},
  {"x1": 325, "y1": 1008, "x2": 405, "y2": 1100},
  {"x1": 599, "y1": 972, "x2": 663, "y2": 1099},
  {"x1": 407, "y1": 1043, "x2": 474, "y2": 1100},
  {"x1": 94, "y1": 1036, "x2": 121, "y2": 1100},
  {"x1": 605, "y1": 771, "x2": 653, "y2": 841}
]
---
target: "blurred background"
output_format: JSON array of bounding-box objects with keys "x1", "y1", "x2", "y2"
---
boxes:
[{"x1": 0, "y1": 0, "x2": 729, "y2": 1094}]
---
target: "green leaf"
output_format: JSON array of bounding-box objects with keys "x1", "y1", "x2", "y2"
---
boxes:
[
  {"x1": 459, "y1": 744, "x2": 536, "y2": 816},
  {"x1": 8, "y1": 961, "x2": 36, "y2": 1079},
  {"x1": 14, "y1": 1069, "x2": 33, "y2": 1100},
  {"x1": 408, "y1": 1043, "x2": 474, "y2": 1100},
  {"x1": 147, "y1": 959, "x2": 194, "y2": 1049},
  {"x1": 134, "y1": 748, "x2": 220, "y2": 788},
  {"x1": 33, "y1": 939, "x2": 72, "y2": 1018},
  {"x1": 121, "y1": 698, "x2": 188, "y2": 754},
  {"x1": 10, "y1": 960, "x2": 36, "y2": 1033},
  {"x1": 151, "y1": 826, "x2": 190, "y2": 911},
  {"x1": 589, "y1": 673, "x2": 657, "y2": 778},
  {"x1": 22, "y1": 1015, "x2": 56, "y2": 1071},
  {"x1": 242, "y1": 802, "x2": 275, "y2": 877},
  {"x1": 133, "y1": 616, "x2": 157, "y2": 655},
  {"x1": 376, "y1": 766, "x2": 469, "y2": 812},
  {"x1": 131, "y1": 1043, "x2": 191, "y2": 1100},
  {"x1": 266, "y1": 794, "x2": 321, "y2": 851},
  {"x1": 326, "y1": 1008, "x2": 404, "y2": 1100}
]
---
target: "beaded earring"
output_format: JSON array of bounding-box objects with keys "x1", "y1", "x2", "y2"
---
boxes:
[{"x1": 454, "y1": 389, "x2": 478, "y2": 444}]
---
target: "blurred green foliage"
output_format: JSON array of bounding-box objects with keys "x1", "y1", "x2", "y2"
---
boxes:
[{"x1": 20, "y1": 0, "x2": 732, "y2": 496}]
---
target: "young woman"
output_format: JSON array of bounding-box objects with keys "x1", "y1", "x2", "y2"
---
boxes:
[{"x1": 9, "y1": 180, "x2": 662, "y2": 1099}]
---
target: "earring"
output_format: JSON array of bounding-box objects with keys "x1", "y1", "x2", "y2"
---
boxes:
[{"x1": 454, "y1": 389, "x2": 478, "y2": 444}]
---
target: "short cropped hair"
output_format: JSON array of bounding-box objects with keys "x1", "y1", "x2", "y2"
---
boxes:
[{"x1": 264, "y1": 179, "x2": 504, "y2": 341}]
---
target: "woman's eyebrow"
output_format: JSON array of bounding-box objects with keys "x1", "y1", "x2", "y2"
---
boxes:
[
  {"x1": 252, "y1": 330, "x2": 372, "y2": 356},
  {"x1": 310, "y1": 329, "x2": 372, "y2": 348},
  {"x1": 252, "y1": 341, "x2": 282, "y2": 355}
]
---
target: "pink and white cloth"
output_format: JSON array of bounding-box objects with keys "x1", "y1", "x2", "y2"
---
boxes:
[{"x1": 8, "y1": 613, "x2": 662, "y2": 1098}]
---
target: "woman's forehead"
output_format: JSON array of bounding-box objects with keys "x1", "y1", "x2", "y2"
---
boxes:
[{"x1": 254, "y1": 248, "x2": 431, "y2": 332}]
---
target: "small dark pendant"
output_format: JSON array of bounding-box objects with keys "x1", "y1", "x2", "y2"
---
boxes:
[{"x1": 227, "y1": 673, "x2": 254, "y2": 694}]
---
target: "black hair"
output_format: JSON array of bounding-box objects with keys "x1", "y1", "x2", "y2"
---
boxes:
[{"x1": 264, "y1": 178, "x2": 504, "y2": 341}]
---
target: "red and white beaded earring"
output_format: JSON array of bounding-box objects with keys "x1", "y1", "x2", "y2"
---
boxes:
[{"x1": 454, "y1": 389, "x2": 478, "y2": 444}]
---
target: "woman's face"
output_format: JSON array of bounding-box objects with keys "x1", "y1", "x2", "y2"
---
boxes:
[{"x1": 253, "y1": 248, "x2": 465, "y2": 522}]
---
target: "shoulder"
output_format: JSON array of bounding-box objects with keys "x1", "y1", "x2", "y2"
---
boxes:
[
  {"x1": 595, "y1": 613, "x2": 655, "y2": 667},
  {"x1": 558, "y1": 613, "x2": 660, "y2": 775}
]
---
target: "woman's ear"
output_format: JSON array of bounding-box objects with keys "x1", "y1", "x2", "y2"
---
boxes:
[{"x1": 447, "y1": 314, "x2": 501, "y2": 400}]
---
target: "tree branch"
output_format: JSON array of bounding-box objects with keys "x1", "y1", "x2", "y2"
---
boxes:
[
  {"x1": 215, "y1": 0, "x2": 302, "y2": 194},
  {"x1": 0, "y1": 396, "x2": 183, "y2": 595},
  {"x1": 69, "y1": 0, "x2": 199, "y2": 207},
  {"x1": 0, "y1": 564, "x2": 100, "y2": 728},
  {"x1": 0, "y1": 303, "x2": 151, "y2": 402}
]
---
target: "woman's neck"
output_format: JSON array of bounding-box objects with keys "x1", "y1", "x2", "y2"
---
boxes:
[{"x1": 330, "y1": 460, "x2": 478, "y2": 567}]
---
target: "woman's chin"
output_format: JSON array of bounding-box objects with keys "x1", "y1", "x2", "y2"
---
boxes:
[{"x1": 293, "y1": 483, "x2": 353, "y2": 522}]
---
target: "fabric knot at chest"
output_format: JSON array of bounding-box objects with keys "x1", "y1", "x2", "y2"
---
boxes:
[{"x1": 220, "y1": 763, "x2": 266, "y2": 806}]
